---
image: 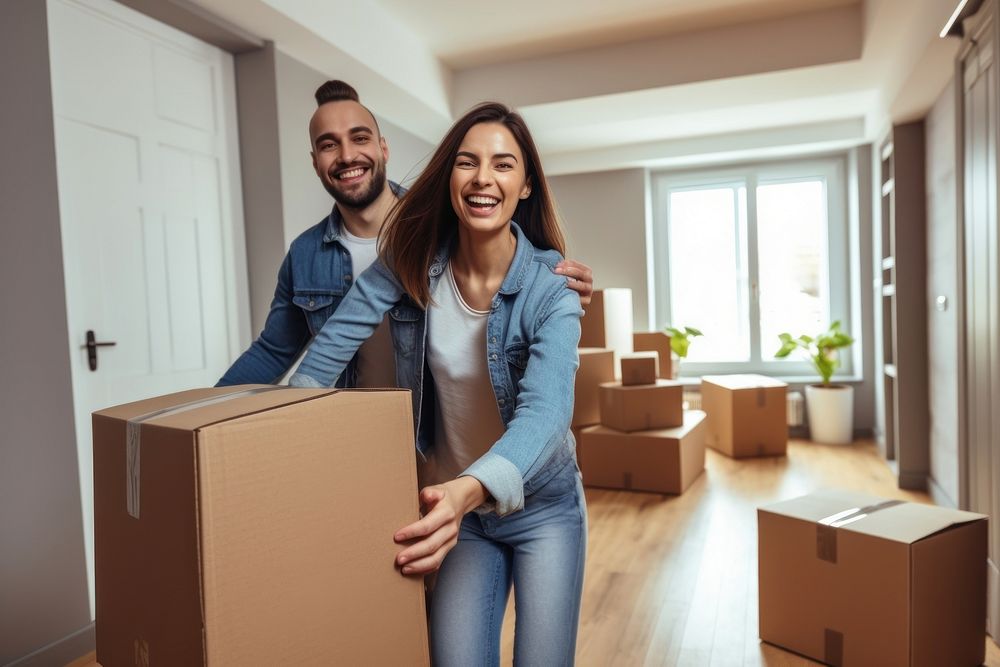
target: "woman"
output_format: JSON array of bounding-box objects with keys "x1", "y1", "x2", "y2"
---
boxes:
[{"x1": 290, "y1": 102, "x2": 585, "y2": 666}]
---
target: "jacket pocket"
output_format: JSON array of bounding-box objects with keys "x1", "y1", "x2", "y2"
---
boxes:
[
  {"x1": 505, "y1": 341, "x2": 530, "y2": 387},
  {"x1": 293, "y1": 291, "x2": 341, "y2": 336},
  {"x1": 388, "y1": 302, "x2": 422, "y2": 358}
]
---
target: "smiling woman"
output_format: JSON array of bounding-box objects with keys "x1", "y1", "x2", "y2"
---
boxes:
[{"x1": 288, "y1": 102, "x2": 587, "y2": 666}]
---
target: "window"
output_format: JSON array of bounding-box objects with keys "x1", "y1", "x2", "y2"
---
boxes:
[{"x1": 651, "y1": 157, "x2": 850, "y2": 377}]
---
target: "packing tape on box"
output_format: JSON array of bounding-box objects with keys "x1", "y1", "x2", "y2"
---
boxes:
[
  {"x1": 125, "y1": 386, "x2": 287, "y2": 519},
  {"x1": 815, "y1": 499, "x2": 904, "y2": 563}
]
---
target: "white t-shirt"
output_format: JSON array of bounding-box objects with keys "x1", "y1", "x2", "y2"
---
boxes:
[
  {"x1": 420, "y1": 263, "x2": 506, "y2": 488},
  {"x1": 339, "y1": 227, "x2": 396, "y2": 388}
]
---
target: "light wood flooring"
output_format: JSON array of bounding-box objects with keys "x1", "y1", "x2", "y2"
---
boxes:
[
  {"x1": 498, "y1": 438, "x2": 999, "y2": 666},
  {"x1": 71, "y1": 439, "x2": 997, "y2": 666}
]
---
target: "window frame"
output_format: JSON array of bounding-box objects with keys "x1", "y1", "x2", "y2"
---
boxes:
[{"x1": 650, "y1": 155, "x2": 851, "y2": 378}]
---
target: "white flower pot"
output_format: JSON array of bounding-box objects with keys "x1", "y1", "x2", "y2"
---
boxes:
[{"x1": 805, "y1": 384, "x2": 854, "y2": 445}]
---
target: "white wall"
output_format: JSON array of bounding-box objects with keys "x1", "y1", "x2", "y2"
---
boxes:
[
  {"x1": 925, "y1": 77, "x2": 960, "y2": 507},
  {"x1": 549, "y1": 168, "x2": 650, "y2": 329}
]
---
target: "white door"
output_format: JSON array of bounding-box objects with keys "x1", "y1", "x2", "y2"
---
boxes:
[{"x1": 48, "y1": 0, "x2": 250, "y2": 617}]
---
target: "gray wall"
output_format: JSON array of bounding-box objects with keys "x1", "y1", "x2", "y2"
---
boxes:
[
  {"x1": 0, "y1": 1, "x2": 95, "y2": 664},
  {"x1": 550, "y1": 168, "x2": 651, "y2": 329},
  {"x1": 925, "y1": 77, "x2": 960, "y2": 507}
]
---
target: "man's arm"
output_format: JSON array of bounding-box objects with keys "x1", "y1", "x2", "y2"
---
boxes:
[
  {"x1": 217, "y1": 253, "x2": 311, "y2": 386},
  {"x1": 555, "y1": 259, "x2": 594, "y2": 306}
]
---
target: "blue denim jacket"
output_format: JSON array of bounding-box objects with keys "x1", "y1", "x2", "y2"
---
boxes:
[
  {"x1": 290, "y1": 222, "x2": 583, "y2": 516},
  {"x1": 217, "y1": 182, "x2": 407, "y2": 387}
]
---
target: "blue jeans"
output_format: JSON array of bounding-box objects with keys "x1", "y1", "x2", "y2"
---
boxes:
[{"x1": 429, "y1": 461, "x2": 588, "y2": 666}]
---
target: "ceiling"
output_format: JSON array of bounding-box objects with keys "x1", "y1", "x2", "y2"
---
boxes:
[{"x1": 188, "y1": 0, "x2": 965, "y2": 175}]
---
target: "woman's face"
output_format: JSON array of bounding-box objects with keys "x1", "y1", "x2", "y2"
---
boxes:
[{"x1": 450, "y1": 122, "x2": 531, "y2": 235}]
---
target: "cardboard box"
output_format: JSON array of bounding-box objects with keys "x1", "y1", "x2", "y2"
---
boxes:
[
  {"x1": 574, "y1": 348, "x2": 616, "y2": 427},
  {"x1": 620, "y1": 351, "x2": 659, "y2": 386},
  {"x1": 599, "y1": 379, "x2": 683, "y2": 432},
  {"x1": 578, "y1": 410, "x2": 706, "y2": 493},
  {"x1": 758, "y1": 490, "x2": 987, "y2": 666},
  {"x1": 701, "y1": 374, "x2": 788, "y2": 458},
  {"x1": 633, "y1": 331, "x2": 673, "y2": 379},
  {"x1": 93, "y1": 386, "x2": 429, "y2": 667},
  {"x1": 579, "y1": 288, "x2": 634, "y2": 373}
]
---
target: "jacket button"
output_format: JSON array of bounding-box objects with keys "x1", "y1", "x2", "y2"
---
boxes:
[
  {"x1": 308, "y1": 299, "x2": 315, "y2": 308},
  {"x1": 490, "y1": 353, "x2": 498, "y2": 361},
  {"x1": 498, "y1": 398, "x2": 505, "y2": 406},
  {"x1": 344, "y1": 274, "x2": 352, "y2": 282},
  {"x1": 490, "y1": 336, "x2": 497, "y2": 343}
]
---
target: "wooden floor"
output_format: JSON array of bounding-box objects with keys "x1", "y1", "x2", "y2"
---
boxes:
[
  {"x1": 71, "y1": 439, "x2": 998, "y2": 666},
  {"x1": 497, "y1": 438, "x2": 999, "y2": 666}
]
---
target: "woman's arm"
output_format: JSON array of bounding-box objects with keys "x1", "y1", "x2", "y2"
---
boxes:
[
  {"x1": 289, "y1": 258, "x2": 405, "y2": 387},
  {"x1": 462, "y1": 283, "x2": 583, "y2": 516}
]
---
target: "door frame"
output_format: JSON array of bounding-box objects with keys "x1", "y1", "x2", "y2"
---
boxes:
[{"x1": 955, "y1": 0, "x2": 999, "y2": 640}]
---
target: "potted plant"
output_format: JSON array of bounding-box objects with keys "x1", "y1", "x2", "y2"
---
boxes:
[
  {"x1": 664, "y1": 325, "x2": 703, "y2": 379},
  {"x1": 775, "y1": 321, "x2": 855, "y2": 444}
]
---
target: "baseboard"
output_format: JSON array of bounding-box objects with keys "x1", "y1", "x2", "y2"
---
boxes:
[
  {"x1": 927, "y1": 476, "x2": 958, "y2": 508},
  {"x1": 6, "y1": 623, "x2": 94, "y2": 667}
]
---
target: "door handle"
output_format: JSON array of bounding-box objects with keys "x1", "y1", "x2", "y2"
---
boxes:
[{"x1": 81, "y1": 330, "x2": 116, "y2": 371}]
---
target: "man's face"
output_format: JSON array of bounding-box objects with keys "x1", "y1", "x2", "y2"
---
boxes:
[{"x1": 309, "y1": 100, "x2": 389, "y2": 210}]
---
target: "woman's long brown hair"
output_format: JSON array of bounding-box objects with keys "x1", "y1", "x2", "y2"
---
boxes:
[{"x1": 379, "y1": 102, "x2": 566, "y2": 308}]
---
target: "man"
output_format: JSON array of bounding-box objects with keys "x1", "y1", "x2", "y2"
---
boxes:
[{"x1": 218, "y1": 80, "x2": 593, "y2": 387}]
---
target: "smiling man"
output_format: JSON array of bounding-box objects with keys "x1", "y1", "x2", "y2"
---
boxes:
[{"x1": 217, "y1": 80, "x2": 592, "y2": 388}]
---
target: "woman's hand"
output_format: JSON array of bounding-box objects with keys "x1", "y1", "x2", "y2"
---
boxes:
[
  {"x1": 556, "y1": 259, "x2": 594, "y2": 306},
  {"x1": 393, "y1": 476, "x2": 487, "y2": 575}
]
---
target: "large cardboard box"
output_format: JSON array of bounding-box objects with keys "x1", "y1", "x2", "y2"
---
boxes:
[
  {"x1": 758, "y1": 490, "x2": 987, "y2": 666},
  {"x1": 574, "y1": 348, "x2": 616, "y2": 427},
  {"x1": 701, "y1": 374, "x2": 787, "y2": 458},
  {"x1": 620, "y1": 351, "x2": 658, "y2": 386},
  {"x1": 599, "y1": 379, "x2": 683, "y2": 432},
  {"x1": 579, "y1": 288, "x2": 634, "y2": 373},
  {"x1": 578, "y1": 410, "x2": 706, "y2": 493},
  {"x1": 93, "y1": 386, "x2": 429, "y2": 667},
  {"x1": 633, "y1": 331, "x2": 673, "y2": 379}
]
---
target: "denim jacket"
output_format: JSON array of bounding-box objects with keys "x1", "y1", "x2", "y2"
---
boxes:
[
  {"x1": 217, "y1": 182, "x2": 407, "y2": 387},
  {"x1": 290, "y1": 222, "x2": 583, "y2": 516}
]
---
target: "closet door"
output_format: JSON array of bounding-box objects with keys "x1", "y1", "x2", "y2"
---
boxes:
[{"x1": 961, "y1": 1, "x2": 1000, "y2": 640}]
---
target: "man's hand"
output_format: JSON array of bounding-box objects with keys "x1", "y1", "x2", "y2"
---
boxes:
[
  {"x1": 393, "y1": 476, "x2": 487, "y2": 575},
  {"x1": 556, "y1": 259, "x2": 594, "y2": 307}
]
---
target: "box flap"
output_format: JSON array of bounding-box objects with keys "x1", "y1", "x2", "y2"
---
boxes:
[
  {"x1": 702, "y1": 374, "x2": 788, "y2": 390},
  {"x1": 96, "y1": 384, "x2": 410, "y2": 432},
  {"x1": 760, "y1": 490, "x2": 988, "y2": 544},
  {"x1": 759, "y1": 489, "x2": 890, "y2": 522},
  {"x1": 843, "y1": 502, "x2": 986, "y2": 544},
  {"x1": 579, "y1": 347, "x2": 614, "y2": 356}
]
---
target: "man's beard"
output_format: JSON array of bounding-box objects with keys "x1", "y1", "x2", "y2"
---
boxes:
[{"x1": 323, "y1": 159, "x2": 388, "y2": 210}]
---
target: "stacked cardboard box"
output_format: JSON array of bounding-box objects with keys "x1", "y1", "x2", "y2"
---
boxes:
[
  {"x1": 93, "y1": 386, "x2": 430, "y2": 667},
  {"x1": 701, "y1": 374, "x2": 788, "y2": 458},
  {"x1": 577, "y1": 352, "x2": 705, "y2": 494},
  {"x1": 633, "y1": 331, "x2": 673, "y2": 379},
  {"x1": 580, "y1": 288, "x2": 634, "y2": 376},
  {"x1": 758, "y1": 490, "x2": 987, "y2": 666},
  {"x1": 573, "y1": 348, "x2": 616, "y2": 429}
]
